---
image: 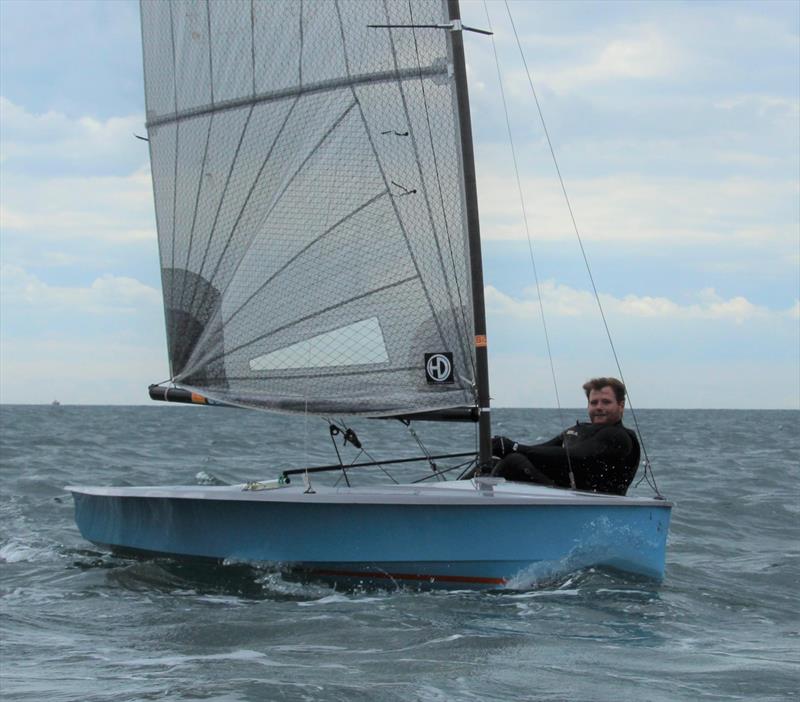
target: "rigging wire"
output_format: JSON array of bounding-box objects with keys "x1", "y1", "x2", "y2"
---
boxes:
[
  {"x1": 502, "y1": 1, "x2": 661, "y2": 496},
  {"x1": 481, "y1": 1, "x2": 576, "y2": 489},
  {"x1": 327, "y1": 423, "x2": 352, "y2": 487},
  {"x1": 301, "y1": 347, "x2": 315, "y2": 494},
  {"x1": 165, "y1": 0, "x2": 180, "y2": 371},
  {"x1": 327, "y1": 417, "x2": 400, "y2": 485},
  {"x1": 399, "y1": 419, "x2": 446, "y2": 480},
  {"x1": 302, "y1": 395, "x2": 314, "y2": 493},
  {"x1": 413, "y1": 457, "x2": 476, "y2": 483}
]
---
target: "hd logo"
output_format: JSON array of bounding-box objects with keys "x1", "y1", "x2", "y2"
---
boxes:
[{"x1": 424, "y1": 352, "x2": 454, "y2": 384}]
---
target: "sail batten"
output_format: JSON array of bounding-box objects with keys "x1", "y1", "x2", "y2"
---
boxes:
[
  {"x1": 146, "y1": 66, "x2": 449, "y2": 129},
  {"x1": 143, "y1": 0, "x2": 479, "y2": 416}
]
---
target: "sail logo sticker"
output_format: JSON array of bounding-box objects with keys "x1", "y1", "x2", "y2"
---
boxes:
[{"x1": 425, "y1": 353, "x2": 454, "y2": 384}]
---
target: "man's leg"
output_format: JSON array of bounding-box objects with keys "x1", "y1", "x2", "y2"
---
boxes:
[{"x1": 491, "y1": 453, "x2": 555, "y2": 486}]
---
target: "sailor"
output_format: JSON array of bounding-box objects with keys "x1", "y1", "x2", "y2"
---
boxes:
[{"x1": 489, "y1": 377, "x2": 640, "y2": 495}]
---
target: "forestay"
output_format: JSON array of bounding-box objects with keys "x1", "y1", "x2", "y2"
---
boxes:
[{"x1": 141, "y1": 0, "x2": 477, "y2": 415}]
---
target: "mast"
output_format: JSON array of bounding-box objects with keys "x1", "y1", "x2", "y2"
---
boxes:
[{"x1": 447, "y1": 0, "x2": 492, "y2": 468}]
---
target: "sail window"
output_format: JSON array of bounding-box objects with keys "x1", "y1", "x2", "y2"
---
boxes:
[{"x1": 249, "y1": 317, "x2": 389, "y2": 371}]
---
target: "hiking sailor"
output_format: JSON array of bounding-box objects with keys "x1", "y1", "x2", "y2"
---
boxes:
[{"x1": 488, "y1": 377, "x2": 640, "y2": 496}]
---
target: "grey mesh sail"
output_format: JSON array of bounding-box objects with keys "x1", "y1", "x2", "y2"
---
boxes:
[{"x1": 142, "y1": 0, "x2": 477, "y2": 415}]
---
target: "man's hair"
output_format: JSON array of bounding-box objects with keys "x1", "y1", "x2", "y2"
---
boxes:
[{"x1": 582, "y1": 377, "x2": 626, "y2": 403}]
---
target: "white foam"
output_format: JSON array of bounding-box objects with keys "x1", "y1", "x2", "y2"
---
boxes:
[
  {"x1": 0, "y1": 539, "x2": 52, "y2": 564},
  {"x1": 122, "y1": 649, "x2": 269, "y2": 667}
]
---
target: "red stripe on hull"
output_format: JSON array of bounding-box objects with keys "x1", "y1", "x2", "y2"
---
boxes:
[{"x1": 303, "y1": 568, "x2": 507, "y2": 586}]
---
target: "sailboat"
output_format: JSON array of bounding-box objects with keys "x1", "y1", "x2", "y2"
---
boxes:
[{"x1": 68, "y1": 0, "x2": 670, "y2": 589}]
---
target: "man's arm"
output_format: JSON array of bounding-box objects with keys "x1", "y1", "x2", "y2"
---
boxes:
[
  {"x1": 492, "y1": 432, "x2": 563, "y2": 457},
  {"x1": 514, "y1": 425, "x2": 633, "y2": 488},
  {"x1": 520, "y1": 425, "x2": 631, "y2": 461},
  {"x1": 535, "y1": 433, "x2": 565, "y2": 448}
]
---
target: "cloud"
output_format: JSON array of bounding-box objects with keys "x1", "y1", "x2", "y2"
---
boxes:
[
  {"x1": 0, "y1": 336, "x2": 167, "y2": 405},
  {"x1": 464, "y1": 6, "x2": 686, "y2": 99},
  {"x1": 488, "y1": 352, "x2": 800, "y2": 410},
  {"x1": 714, "y1": 94, "x2": 799, "y2": 118},
  {"x1": 541, "y1": 27, "x2": 681, "y2": 93},
  {"x1": 0, "y1": 97, "x2": 147, "y2": 175},
  {"x1": 465, "y1": 1, "x2": 798, "y2": 184},
  {"x1": 474, "y1": 168, "x2": 798, "y2": 256},
  {"x1": 0, "y1": 168, "x2": 155, "y2": 245},
  {"x1": 0, "y1": 98, "x2": 156, "y2": 272},
  {"x1": 470, "y1": 0, "x2": 798, "y2": 97},
  {"x1": 0, "y1": 264, "x2": 168, "y2": 405},
  {"x1": 485, "y1": 282, "x2": 795, "y2": 325},
  {"x1": 1, "y1": 265, "x2": 161, "y2": 316}
]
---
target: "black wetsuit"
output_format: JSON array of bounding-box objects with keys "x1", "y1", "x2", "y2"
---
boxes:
[{"x1": 491, "y1": 421, "x2": 640, "y2": 496}]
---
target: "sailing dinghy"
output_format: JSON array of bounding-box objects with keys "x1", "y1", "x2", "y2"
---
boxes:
[{"x1": 68, "y1": 0, "x2": 670, "y2": 589}]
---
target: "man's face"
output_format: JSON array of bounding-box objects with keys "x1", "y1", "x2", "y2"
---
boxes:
[{"x1": 587, "y1": 386, "x2": 624, "y2": 424}]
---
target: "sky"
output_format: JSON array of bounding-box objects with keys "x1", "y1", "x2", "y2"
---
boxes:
[{"x1": 0, "y1": 0, "x2": 798, "y2": 409}]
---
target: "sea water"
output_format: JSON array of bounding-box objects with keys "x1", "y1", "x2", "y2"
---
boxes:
[{"x1": 1, "y1": 405, "x2": 797, "y2": 701}]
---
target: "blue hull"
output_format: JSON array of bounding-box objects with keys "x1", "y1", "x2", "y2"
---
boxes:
[{"x1": 70, "y1": 483, "x2": 671, "y2": 589}]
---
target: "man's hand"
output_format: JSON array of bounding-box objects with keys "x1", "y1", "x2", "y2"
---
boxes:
[{"x1": 491, "y1": 436, "x2": 517, "y2": 457}]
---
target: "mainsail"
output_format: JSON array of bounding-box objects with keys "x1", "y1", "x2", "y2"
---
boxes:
[{"x1": 142, "y1": 0, "x2": 480, "y2": 416}]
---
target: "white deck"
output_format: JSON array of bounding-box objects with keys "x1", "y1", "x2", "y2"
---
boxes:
[{"x1": 67, "y1": 478, "x2": 671, "y2": 508}]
